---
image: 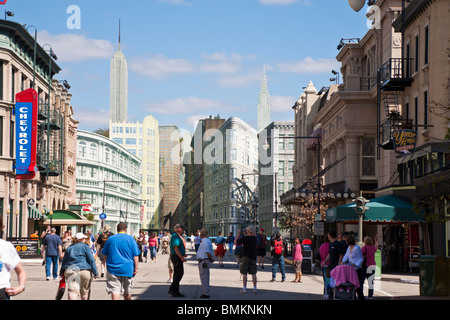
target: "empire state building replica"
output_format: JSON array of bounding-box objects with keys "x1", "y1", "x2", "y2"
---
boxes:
[{"x1": 110, "y1": 21, "x2": 128, "y2": 123}]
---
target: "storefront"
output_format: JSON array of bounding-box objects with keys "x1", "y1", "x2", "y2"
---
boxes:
[{"x1": 326, "y1": 194, "x2": 425, "y2": 272}]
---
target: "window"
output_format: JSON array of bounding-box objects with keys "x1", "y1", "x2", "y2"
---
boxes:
[
  {"x1": 125, "y1": 138, "x2": 136, "y2": 145},
  {"x1": 278, "y1": 134, "x2": 285, "y2": 150},
  {"x1": 113, "y1": 137, "x2": 123, "y2": 144},
  {"x1": 0, "y1": 62, "x2": 3, "y2": 100},
  {"x1": 228, "y1": 129, "x2": 237, "y2": 142},
  {"x1": 424, "y1": 25, "x2": 429, "y2": 65},
  {"x1": 229, "y1": 148, "x2": 237, "y2": 162},
  {"x1": 278, "y1": 161, "x2": 285, "y2": 176},
  {"x1": 288, "y1": 161, "x2": 294, "y2": 176},
  {"x1": 78, "y1": 141, "x2": 87, "y2": 157},
  {"x1": 89, "y1": 143, "x2": 97, "y2": 159},
  {"x1": 105, "y1": 148, "x2": 110, "y2": 163},
  {"x1": 278, "y1": 182, "x2": 284, "y2": 195},
  {"x1": 424, "y1": 90, "x2": 428, "y2": 128},
  {"x1": 288, "y1": 134, "x2": 295, "y2": 150},
  {"x1": 361, "y1": 137, "x2": 375, "y2": 176},
  {"x1": 414, "y1": 97, "x2": 419, "y2": 132},
  {"x1": 415, "y1": 35, "x2": 419, "y2": 73}
]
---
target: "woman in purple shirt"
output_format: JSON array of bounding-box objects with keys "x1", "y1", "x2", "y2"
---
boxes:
[{"x1": 362, "y1": 235, "x2": 378, "y2": 299}]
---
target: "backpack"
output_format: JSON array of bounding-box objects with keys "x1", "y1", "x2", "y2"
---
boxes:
[
  {"x1": 273, "y1": 240, "x2": 283, "y2": 256},
  {"x1": 256, "y1": 234, "x2": 262, "y2": 246}
]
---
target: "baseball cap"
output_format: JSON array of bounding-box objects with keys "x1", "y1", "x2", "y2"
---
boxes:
[{"x1": 75, "y1": 232, "x2": 87, "y2": 240}]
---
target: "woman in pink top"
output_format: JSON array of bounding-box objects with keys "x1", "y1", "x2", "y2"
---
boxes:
[
  {"x1": 148, "y1": 232, "x2": 159, "y2": 262},
  {"x1": 291, "y1": 238, "x2": 303, "y2": 282},
  {"x1": 362, "y1": 235, "x2": 378, "y2": 299}
]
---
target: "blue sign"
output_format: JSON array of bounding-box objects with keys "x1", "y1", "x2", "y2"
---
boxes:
[
  {"x1": 99, "y1": 213, "x2": 107, "y2": 220},
  {"x1": 15, "y1": 102, "x2": 34, "y2": 175}
]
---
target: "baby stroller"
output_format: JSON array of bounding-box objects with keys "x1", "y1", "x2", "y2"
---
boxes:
[
  {"x1": 161, "y1": 239, "x2": 170, "y2": 254},
  {"x1": 330, "y1": 264, "x2": 359, "y2": 300}
]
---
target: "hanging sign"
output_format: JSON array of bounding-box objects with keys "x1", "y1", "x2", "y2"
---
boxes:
[
  {"x1": 392, "y1": 129, "x2": 417, "y2": 156},
  {"x1": 15, "y1": 89, "x2": 38, "y2": 179}
]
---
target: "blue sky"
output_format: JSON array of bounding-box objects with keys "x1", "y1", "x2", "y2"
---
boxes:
[{"x1": 6, "y1": 0, "x2": 371, "y2": 133}]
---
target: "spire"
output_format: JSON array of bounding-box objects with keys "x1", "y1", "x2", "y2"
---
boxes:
[
  {"x1": 118, "y1": 19, "x2": 121, "y2": 51},
  {"x1": 257, "y1": 64, "x2": 271, "y2": 132}
]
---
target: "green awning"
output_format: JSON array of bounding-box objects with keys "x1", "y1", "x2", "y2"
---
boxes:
[
  {"x1": 326, "y1": 195, "x2": 425, "y2": 223},
  {"x1": 28, "y1": 205, "x2": 47, "y2": 220},
  {"x1": 43, "y1": 209, "x2": 94, "y2": 226}
]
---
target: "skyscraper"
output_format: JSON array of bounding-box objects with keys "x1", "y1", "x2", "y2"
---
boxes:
[
  {"x1": 110, "y1": 20, "x2": 128, "y2": 123},
  {"x1": 257, "y1": 66, "x2": 271, "y2": 132}
]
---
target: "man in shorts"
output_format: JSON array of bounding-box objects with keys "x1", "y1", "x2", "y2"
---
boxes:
[
  {"x1": 101, "y1": 222, "x2": 140, "y2": 300},
  {"x1": 236, "y1": 225, "x2": 257, "y2": 294}
]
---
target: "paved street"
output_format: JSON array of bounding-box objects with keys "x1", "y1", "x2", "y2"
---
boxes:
[{"x1": 11, "y1": 244, "x2": 426, "y2": 301}]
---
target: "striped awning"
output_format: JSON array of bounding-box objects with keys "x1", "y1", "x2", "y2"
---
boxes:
[{"x1": 28, "y1": 205, "x2": 47, "y2": 220}]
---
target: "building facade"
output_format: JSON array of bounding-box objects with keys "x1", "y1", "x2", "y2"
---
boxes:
[
  {"x1": 391, "y1": 0, "x2": 450, "y2": 256},
  {"x1": 203, "y1": 117, "x2": 258, "y2": 236},
  {"x1": 110, "y1": 115, "x2": 160, "y2": 230},
  {"x1": 159, "y1": 125, "x2": 183, "y2": 228},
  {"x1": 76, "y1": 130, "x2": 141, "y2": 235},
  {"x1": 258, "y1": 121, "x2": 295, "y2": 236},
  {"x1": 0, "y1": 20, "x2": 78, "y2": 239}
]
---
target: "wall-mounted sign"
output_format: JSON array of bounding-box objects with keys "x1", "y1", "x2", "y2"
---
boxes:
[
  {"x1": 15, "y1": 89, "x2": 38, "y2": 179},
  {"x1": 392, "y1": 129, "x2": 417, "y2": 156}
]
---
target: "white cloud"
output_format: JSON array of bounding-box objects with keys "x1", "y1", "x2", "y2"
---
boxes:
[
  {"x1": 130, "y1": 52, "x2": 247, "y2": 79},
  {"x1": 129, "y1": 54, "x2": 193, "y2": 79},
  {"x1": 270, "y1": 95, "x2": 297, "y2": 113},
  {"x1": 143, "y1": 97, "x2": 239, "y2": 115},
  {"x1": 38, "y1": 30, "x2": 114, "y2": 62},
  {"x1": 276, "y1": 57, "x2": 339, "y2": 74},
  {"x1": 217, "y1": 70, "x2": 262, "y2": 88}
]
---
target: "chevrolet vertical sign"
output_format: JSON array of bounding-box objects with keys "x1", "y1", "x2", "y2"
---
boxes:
[{"x1": 15, "y1": 89, "x2": 38, "y2": 179}]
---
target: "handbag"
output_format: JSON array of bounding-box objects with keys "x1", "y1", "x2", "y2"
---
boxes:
[{"x1": 55, "y1": 277, "x2": 66, "y2": 300}]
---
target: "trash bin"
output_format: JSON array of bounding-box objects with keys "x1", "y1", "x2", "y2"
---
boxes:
[
  {"x1": 375, "y1": 249, "x2": 382, "y2": 279},
  {"x1": 419, "y1": 255, "x2": 450, "y2": 296}
]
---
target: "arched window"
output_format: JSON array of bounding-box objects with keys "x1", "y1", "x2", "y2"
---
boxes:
[
  {"x1": 105, "y1": 148, "x2": 111, "y2": 163},
  {"x1": 78, "y1": 141, "x2": 87, "y2": 158},
  {"x1": 89, "y1": 143, "x2": 98, "y2": 159}
]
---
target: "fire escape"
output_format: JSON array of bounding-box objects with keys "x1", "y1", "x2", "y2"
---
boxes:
[
  {"x1": 377, "y1": 57, "x2": 413, "y2": 154},
  {"x1": 36, "y1": 94, "x2": 63, "y2": 179}
]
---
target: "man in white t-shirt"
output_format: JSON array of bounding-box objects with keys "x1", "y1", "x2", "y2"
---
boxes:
[
  {"x1": 196, "y1": 228, "x2": 214, "y2": 298},
  {"x1": 0, "y1": 238, "x2": 27, "y2": 300}
]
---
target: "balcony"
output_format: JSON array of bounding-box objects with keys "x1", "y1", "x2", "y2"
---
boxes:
[{"x1": 379, "y1": 58, "x2": 413, "y2": 91}]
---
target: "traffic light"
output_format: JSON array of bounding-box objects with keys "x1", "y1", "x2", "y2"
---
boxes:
[{"x1": 353, "y1": 196, "x2": 370, "y2": 215}]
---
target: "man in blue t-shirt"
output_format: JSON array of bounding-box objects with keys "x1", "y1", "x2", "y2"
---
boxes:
[
  {"x1": 42, "y1": 228, "x2": 62, "y2": 280},
  {"x1": 101, "y1": 222, "x2": 140, "y2": 300}
]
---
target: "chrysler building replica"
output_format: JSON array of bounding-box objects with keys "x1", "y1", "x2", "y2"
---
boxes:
[
  {"x1": 110, "y1": 20, "x2": 128, "y2": 123},
  {"x1": 257, "y1": 66, "x2": 271, "y2": 132}
]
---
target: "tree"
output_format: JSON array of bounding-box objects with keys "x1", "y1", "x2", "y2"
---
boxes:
[
  {"x1": 278, "y1": 180, "x2": 328, "y2": 235},
  {"x1": 94, "y1": 127, "x2": 109, "y2": 138}
]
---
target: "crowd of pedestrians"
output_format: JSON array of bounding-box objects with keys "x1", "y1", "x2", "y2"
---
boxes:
[{"x1": 1, "y1": 214, "x2": 380, "y2": 300}]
